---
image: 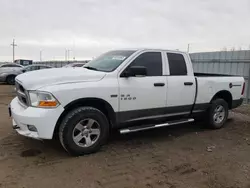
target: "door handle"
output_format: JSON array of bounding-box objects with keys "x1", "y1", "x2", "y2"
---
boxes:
[
  {"x1": 184, "y1": 82, "x2": 193, "y2": 86},
  {"x1": 154, "y1": 83, "x2": 165, "y2": 87}
]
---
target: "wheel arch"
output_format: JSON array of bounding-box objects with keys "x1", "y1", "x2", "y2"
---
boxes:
[
  {"x1": 53, "y1": 97, "x2": 116, "y2": 138},
  {"x1": 5, "y1": 74, "x2": 16, "y2": 81},
  {"x1": 210, "y1": 90, "x2": 233, "y2": 109}
]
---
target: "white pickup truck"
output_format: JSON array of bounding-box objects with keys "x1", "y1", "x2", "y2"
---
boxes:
[{"x1": 9, "y1": 49, "x2": 244, "y2": 155}]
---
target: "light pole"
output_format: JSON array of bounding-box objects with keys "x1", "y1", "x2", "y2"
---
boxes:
[
  {"x1": 65, "y1": 49, "x2": 72, "y2": 61},
  {"x1": 67, "y1": 49, "x2": 71, "y2": 61},
  {"x1": 187, "y1": 43, "x2": 190, "y2": 53},
  {"x1": 40, "y1": 50, "x2": 43, "y2": 61},
  {"x1": 65, "y1": 49, "x2": 68, "y2": 61}
]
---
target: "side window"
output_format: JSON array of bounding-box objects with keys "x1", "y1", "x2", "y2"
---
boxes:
[
  {"x1": 129, "y1": 52, "x2": 162, "y2": 76},
  {"x1": 33, "y1": 66, "x2": 39, "y2": 70},
  {"x1": 40, "y1": 66, "x2": 50, "y2": 69},
  {"x1": 25, "y1": 66, "x2": 38, "y2": 71},
  {"x1": 167, "y1": 53, "x2": 187, "y2": 76},
  {"x1": 24, "y1": 67, "x2": 31, "y2": 71}
]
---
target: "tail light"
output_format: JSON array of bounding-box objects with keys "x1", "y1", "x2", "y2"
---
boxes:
[{"x1": 241, "y1": 82, "x2": 245, "y2": 95}]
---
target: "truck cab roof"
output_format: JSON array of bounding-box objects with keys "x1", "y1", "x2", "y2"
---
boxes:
[{"x1": 117, "y1": 48, "x2": 186, "y2": 54}]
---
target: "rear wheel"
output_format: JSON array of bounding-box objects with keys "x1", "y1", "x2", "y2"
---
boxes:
[
  {"x1": 59, "y1": 106, "x2": 109, "y2": 156},
  {"x1": 6, "y1": 75, "x2": 15, "y2": 85},
  {"x1": 206, "y1": 98, "x2": 229, "y2": 129}
]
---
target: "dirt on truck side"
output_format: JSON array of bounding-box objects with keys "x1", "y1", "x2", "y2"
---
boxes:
[{"x1": 0, "y1": 84, "x2": 250, "y2": 188}]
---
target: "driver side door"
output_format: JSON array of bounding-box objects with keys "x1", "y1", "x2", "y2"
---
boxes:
[{"x1": 117, "y1": 51, "x2": 167, "y2": 123}]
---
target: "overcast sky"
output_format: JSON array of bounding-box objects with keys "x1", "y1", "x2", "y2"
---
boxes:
[{"x1": 0, "y1": 0, "x2": 250, "y2": 61}]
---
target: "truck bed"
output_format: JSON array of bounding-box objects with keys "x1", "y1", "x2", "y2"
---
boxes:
[{"x1": 194, "y1": 73, "x2": 244, "y2": 108}]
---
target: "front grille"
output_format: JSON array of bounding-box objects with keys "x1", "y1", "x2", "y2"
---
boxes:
[
  {"x1": 15, "y1": 81, "x2": 28, "y2": 106},
  {"x1": 19, "y1": 84, "x2": 25, "y2": 93}
]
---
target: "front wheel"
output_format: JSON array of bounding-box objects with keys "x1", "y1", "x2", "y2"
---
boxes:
[
  {"x1": 206, "y1": 98, "x2": 229, "y2": 129},
  {"x1": 59, "y1": 107, "x2": 109, "y2": 156},
  {"x1": 6, "y1": 75, "x2": 16, "y2": 85}
]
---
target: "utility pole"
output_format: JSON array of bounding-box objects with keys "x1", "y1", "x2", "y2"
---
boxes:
[
  {"x1": 40, "y1": 50, "x2": 42, "y2": 61},
  {"x1": 73, "y1": 40, "x2": 76, "y2": 61},
  {"x1": 187, "y1": 43, "x2": 190, "y2": 53},
  {"x1": 67, "y1": 50, "x2": 70, "y2": 61},
  {"x1": 65, "y1": 49, "x2": 71, "y2": 61},
  {"x1": 65, "y1": 49, "x2": 68, "y2": 61},
  {"x1": 11, "y1": 39, "x2": 17, "y2": 63}
]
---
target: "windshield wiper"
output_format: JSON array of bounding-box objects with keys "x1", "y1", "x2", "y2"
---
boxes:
[{"x1": 84, "y1": 66, "x2": 98, "y2": 71}]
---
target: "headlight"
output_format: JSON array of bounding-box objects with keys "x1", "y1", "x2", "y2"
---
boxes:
[{"x1": 28, "y1": 91, "x2": 59, "y2": 108}]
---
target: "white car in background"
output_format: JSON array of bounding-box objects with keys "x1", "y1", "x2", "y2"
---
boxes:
[
  {"x1": 0, "y1": 64, "x2": 52, "y2": 85},
  {"x1": 0, "y1": 63, "x2": 23, "y2": 84}
]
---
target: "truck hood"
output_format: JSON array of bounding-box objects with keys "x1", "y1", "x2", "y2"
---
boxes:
[{"x1": 16, "y1": 68, "x2": 106, "y2": 90}]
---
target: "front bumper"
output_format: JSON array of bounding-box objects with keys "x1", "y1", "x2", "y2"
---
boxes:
[{"x1": 10, "y1": 97, "x2": 64, "y2": 139}]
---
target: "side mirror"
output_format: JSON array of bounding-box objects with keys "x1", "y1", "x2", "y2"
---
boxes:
[
  {"x1": 22, "y1": 69, "x2": 26, "y2": 73},
  {"x1": 121, "y1": 66, "x2": 147, "y2": 77}
]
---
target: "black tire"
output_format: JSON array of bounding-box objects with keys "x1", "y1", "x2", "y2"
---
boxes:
[
  {"x1": 206, "y1": 98, "x2": 229, "y2": 129},
  {"x1": 6, "y1": 75, "x2": 15, "y2": 85},
  {"x1": 59, "y1": 106, "x2": 109, "y2": 156}
]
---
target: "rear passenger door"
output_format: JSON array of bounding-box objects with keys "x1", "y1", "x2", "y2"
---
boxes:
[{"x1": 166, "y1": 52, "x2": 196, "y2": 115}]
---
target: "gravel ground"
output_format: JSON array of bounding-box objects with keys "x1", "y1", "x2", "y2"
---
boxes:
[{"x1": 0, "y1": 84, "x2": 250, "y2": 188}]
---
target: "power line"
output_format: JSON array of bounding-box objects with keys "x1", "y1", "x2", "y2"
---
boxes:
[{"x1": 10, "y1": 39, "x2": 17, "y2": 63}]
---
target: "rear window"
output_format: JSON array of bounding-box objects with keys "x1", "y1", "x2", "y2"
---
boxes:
[{"x1": 167, "y1": 53, "x2": 187, "y2": 76}]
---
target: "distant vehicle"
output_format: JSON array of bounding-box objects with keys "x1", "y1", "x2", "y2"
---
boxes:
[
  {"x1": 14, "y1": 59, "x2": 33, "y2": 66},
  {"x1": 0, "y1": 63, "x2": 23, "y2": 68},
  {"x1": 63, "y1": 63, "x2": 86, "y2": 68},
  {"x1": 0, "y1": 63, "x2": 23, "y2": 84},
  {"x1": 0, "y1": 64, "x2": 52, "y2": 85},
  {"x1": 22, "y1": 64, "x2": 53, "y2": 73}
]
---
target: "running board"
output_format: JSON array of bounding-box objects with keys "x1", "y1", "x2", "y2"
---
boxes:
[{"x1": 120, "y1": 118, "x2": 194, "y2": 134}]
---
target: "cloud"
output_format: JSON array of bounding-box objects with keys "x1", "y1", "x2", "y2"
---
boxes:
[{"x1": 0, "y1": 0, "x2": 250, "y2": 61}]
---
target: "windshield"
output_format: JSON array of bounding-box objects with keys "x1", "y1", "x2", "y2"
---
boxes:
[{"x1": 84, "y1": 50, "x2": 135, "y2": 72}]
